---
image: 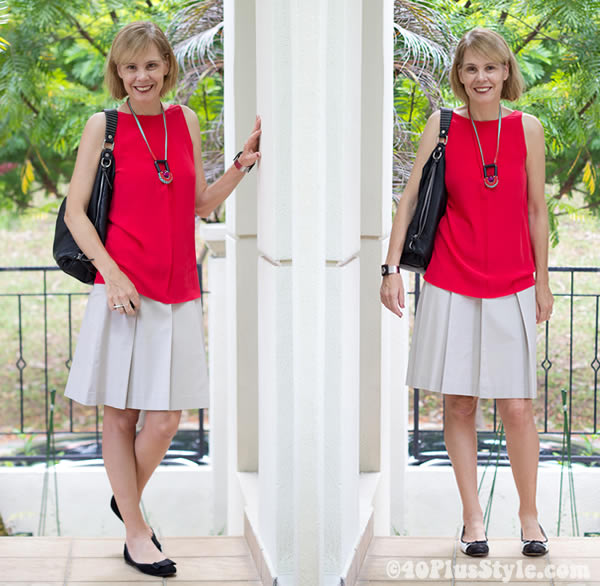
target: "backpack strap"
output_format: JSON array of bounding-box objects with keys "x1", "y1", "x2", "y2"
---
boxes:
[
  {"x1": 103, "y1": 109, "x2": 118, "y2": 146},
  {"x1": 439, "y1": 107, "x2": 453, "y2": 141}
]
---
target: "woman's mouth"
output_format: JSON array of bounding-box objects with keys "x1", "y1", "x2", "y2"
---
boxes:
[{"x1": 134, "y1": 85, "x2": 153, "y2": 93}]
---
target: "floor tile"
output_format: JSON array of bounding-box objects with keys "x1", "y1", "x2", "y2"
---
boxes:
[
  {"x1": 551, "y1": 557, "x2": 600, "y2": 581},
  {"x1": 159, "y1": 536, "x2": 251, "y2": 557},
  {"x1": 172, "y1": 555, "x2": 261, "y2": 581},
  {"x1": 548, "y1": 537, "x2": 600, "y2": 558},
  {"x1": 67, "y1": 557, "x2": 163, "y2": 581},
  {"x1": 0, "y1": 536, "x2": 72, "y2": 557},
  {"x1": 367, "y1": 537, "x2": 455, "y2": 558},
  {"x1": 2, "y1": 557, "x2": 68, "y2": 581},
  {"x1": 70, "y1": 538, "x2": 122, "y2": 558}
]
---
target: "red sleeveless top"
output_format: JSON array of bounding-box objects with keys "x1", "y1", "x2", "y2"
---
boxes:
[
  {"x1": 424, "y1": 110, "x2": 535, "y2": 298},
  {"x1": 95, "y1": 105, "x2": 201, "y2": 304}
]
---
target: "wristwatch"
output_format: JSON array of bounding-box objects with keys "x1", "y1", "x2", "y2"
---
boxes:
[
  {"x1": 381, "y1": 264, "x2": 401, "y2": 276},
  {"x1": 233, "y1": 151, "x2": 256, "y2": 173}
]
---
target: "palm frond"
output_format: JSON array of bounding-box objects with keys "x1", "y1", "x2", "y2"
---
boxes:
[{"x1": 174, "y1": 21, "x2": 224, "y2": 71}]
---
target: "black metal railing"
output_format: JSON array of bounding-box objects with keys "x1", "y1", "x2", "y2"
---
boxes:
[
  {"x1": 409, "y1": 267, "x2": 600, "y2": 465},
  {"x1": 0, "y1": 266, "x2": 207, "y2": 464}
]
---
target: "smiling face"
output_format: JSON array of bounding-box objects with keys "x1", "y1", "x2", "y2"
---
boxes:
[
  {"x1": 458, "y1": 48, "x2": 509, "y2": 106},
  {"x1": 116, "y1": 43, "x2": 169, "y2": 104}
]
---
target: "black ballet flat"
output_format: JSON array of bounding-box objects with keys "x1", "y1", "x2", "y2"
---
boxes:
[
  {"x1": 111, "y1": 495, "x2": 162, "y2": 551},
  {"x1": 123, "y1": 543, "x2": 176, "y2": 577},
  {"x1": 459, "y1": 526, "x2": 489, "y2": 557},
  {"x1": 521, "y1": 524, "x2": 549, "y2": 557}
]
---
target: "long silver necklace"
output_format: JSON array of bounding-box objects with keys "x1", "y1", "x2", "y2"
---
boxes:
[
  {"x1": 469, "y1": 105, "x2": 501, "y2": 189},
  {"x1": 126, "y1": 98, "x2": 173, "y2": 185}
]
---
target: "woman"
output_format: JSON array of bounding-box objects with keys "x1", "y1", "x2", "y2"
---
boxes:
[
  {"x1": 64, "y1": 22, "x2": 261, "y2": 577},
  {"x1": 381, "y1": 28, "x2": 553, "y2": 557}
]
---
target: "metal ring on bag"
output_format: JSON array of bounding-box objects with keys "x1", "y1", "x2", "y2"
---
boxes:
[
  {"x1": 432, "y1": 145, "x2": 443, "y2": 161},
  {"x1": 100, "y1": 152, "x2": 112, "y2": 168}
]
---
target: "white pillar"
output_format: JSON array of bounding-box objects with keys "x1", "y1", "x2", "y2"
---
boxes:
[
  {"x1": 203, "y1": 225, "x2": 229, "y2": 535},
  {"x1": 358, "y1": 0, "x2": 408, "y2": 535},
  {"x1": 256, "y1": 0, "x2": 362, "y2": 583},
  {"x1": 224, "y1": 0, "x2": 259, "y2": 537},
  {"x1": 224, "y1": 0, "x2": 259, "y2": 474}
]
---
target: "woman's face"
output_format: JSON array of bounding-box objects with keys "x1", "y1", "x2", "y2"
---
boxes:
[
  {"x1": 458, "y1": 48, "x2": 508, "y2": 106},
  {"x1": 117, "y1": 43, "x2": 169, "y2": 103}
]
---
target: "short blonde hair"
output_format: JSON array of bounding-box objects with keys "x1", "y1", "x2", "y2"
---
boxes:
[
  {"x1": 104, "y1": 21, "x2": 178, "y2": 100},
  {"x1": 449, "y1": 28, "x2": 525, "y2": 103}
]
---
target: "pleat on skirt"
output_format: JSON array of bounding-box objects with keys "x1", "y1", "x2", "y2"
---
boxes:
[
  {"x1": 65, "y1": 284, "x2": 209, "y2": 410},
  {"x1": 406, "y1": 281, "x2": 537, "y2": 399}
]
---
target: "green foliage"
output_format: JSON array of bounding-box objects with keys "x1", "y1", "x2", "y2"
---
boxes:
[
  {"x1": 392, "y1": 0, "x2": 600, "y2": 238},
  {"x1": 0, "y1": 0, "x2": 177, "y2": 211}
]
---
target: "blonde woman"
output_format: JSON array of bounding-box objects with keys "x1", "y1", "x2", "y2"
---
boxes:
[
  {"x1": 381, "y1": 28, "x2": 552, "y2": 557},
  {"x1": 64, "y1": 22, "x2": 261, "y2": 577}
]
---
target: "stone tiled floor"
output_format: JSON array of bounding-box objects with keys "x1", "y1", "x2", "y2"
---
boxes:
[
  {"x1": 0, "y1": 536, "x2": 261, "y2": 584},
  {"x1": 357, "y1": 536, "x2": 600, "y2": 585},
  {"x1": 2, "y1": 534, "x2": 599, "y2": 584}
]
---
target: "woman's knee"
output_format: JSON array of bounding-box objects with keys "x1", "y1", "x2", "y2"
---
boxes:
[
  {"x1": 445, "y1": 395, "x2": 478, "y2": 420},
  {"x1": 104, "y1": 406, "x2": 140, "y2": 433},
  {"x1": 145, "y1": 411, "x2": 181, "y2": 441},
  {"x1": 498, "y1": 399, "x2": 532, "y2": 426}
]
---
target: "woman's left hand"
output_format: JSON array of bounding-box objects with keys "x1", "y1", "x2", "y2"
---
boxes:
[
  {"x1": 238, "y1": 116, "x2": 262, "y2": 168},
  {"x1": 535, "y1": 281, "x2": 554, "y2": 324}
]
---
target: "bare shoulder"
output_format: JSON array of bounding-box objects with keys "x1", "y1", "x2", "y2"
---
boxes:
[
  {"x1": 521, "y1": 112, "x2": 544, "y2": 138},
  {"x1": 76, "y1": 112, "x2": 108, "y2": 158},
  {"x1": 82, "y1": 112, "x2": 107, "y2": 140},
  {"x1": 179, "y1": 104, "x2": 200, "y2": 125}
]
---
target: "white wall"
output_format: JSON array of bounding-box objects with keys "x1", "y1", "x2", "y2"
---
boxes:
[
  {"x1": 0, "y1": 467, "x2": 213, "y2": 537},
  {"x1": 404, "y1": 467, "x2": 600, "y2": 538}
]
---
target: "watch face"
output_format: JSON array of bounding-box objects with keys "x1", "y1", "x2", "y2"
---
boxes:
[{"x1": 381, "y1": 265, "x2": 387, "y2": 276}]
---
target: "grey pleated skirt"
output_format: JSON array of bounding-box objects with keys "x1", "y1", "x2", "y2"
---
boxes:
[
  {"x1": 64, "y1": 284, "x2": 209, "y2": 410},
  {"x1": 406, "y1": 282, "x2": 537, "y2": 399}
]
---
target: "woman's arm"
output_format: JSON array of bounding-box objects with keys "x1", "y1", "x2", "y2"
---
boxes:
[
  {"x1": 181, "y1": 106, "x2": 261, "y2": 217},
  {"x1": 64, "y1": 113, "x2": 140, "y2": 314},
  {"x1": 380, "y1": 111, "x2": 441, "y2": 318},
  {"x1": 522, "y1": 113, "x2": 553, "y2": 324}
]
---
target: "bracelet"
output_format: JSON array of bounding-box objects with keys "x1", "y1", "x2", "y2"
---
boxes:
[
  {"x1": 381, "y1": 264, "x2": 401, "y2": 276},
  {"x1": 233, "y1": 151, "x2": 255, "y2": 173}
]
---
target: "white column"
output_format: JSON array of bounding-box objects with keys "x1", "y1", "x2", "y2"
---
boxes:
[
  {"x1": 224, "y1": 0, "x2": 258, "y2": 475},
  {"x1": 202, "y1": 225, "x2": 229, "y2": 535},
  {"x1": 358, "y1": 0, "x2": 408, "y2": 535},
  {"x1": 224, "y1": 0, "x2": 259, "y2": 535},
  {"x1": 256, "y1": 0, "x2": 362, "y2": 583}
]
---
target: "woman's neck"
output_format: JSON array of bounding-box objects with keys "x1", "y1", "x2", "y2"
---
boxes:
[
  {"x1": 468, "y1": 101, "x2": 501, "y2": 121},
  {"x1": 126, "y1": 98, "x2": 163, "y2": 116}
]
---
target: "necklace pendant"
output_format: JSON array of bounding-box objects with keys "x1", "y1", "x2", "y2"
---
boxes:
[
  {"x1": 155, "y1": 160, "x2": 174, "y2": 185},
  {"x1": 483, "y1": 163, "x2": 498, "y2": 189}
]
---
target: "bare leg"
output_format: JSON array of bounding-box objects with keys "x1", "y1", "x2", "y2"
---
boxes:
[
  {"x1": 134, "y1": 410, "x2": 182, "y2": 497},
  {"x1": 444, "y1": 394, "x2": 486, "y2": 541},
  {"x1": 102, "y1": 406, "x2": 163, "y2": 564},
  {"x1": 497, "y1": 399, "x2": 545, "y2": 541}
]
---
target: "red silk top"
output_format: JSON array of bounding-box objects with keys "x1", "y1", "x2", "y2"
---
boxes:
[
  {"x1": 424, "y1": 110, "x2": 536, "y2": 298},
  {"x1": 95, "y1": 105, "x2": 201, "y2": 304}
]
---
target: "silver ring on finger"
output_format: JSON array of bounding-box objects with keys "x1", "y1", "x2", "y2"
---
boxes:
[{"x1": 113, "y1": 304, "x2": 126, "y2": 309}]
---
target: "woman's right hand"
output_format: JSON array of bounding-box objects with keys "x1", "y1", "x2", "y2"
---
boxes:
[
  {"x1": 104, "y1": 269, "x2": 140, "y2": 315},
  {"x1": 380, "y1": 273, "x2": 405, "y2": 318}
]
